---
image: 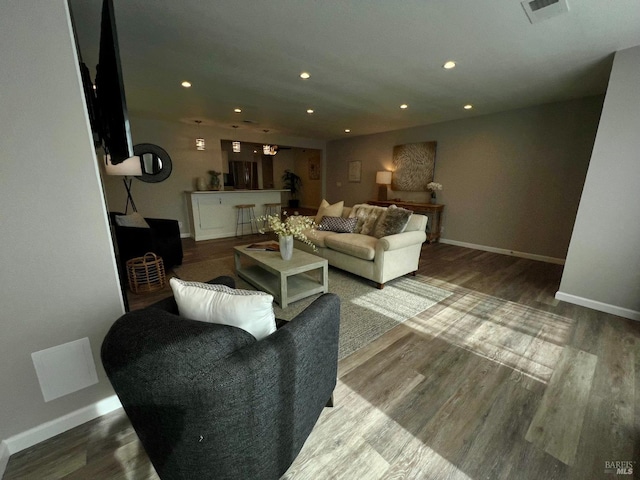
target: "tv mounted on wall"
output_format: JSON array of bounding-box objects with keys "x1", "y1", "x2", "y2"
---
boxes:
[{"x1": 94, "y1": 0, "x2": 134, "y2": 165}]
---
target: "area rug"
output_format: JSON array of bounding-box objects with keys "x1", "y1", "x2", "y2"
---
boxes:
[{"x1": 174, "y1": 257, "x2": 453, "y2": 359}]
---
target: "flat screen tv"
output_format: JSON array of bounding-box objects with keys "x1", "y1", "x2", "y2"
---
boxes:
[{"x1": 94, "y1": 0, "x2": 134, "y2": 165}]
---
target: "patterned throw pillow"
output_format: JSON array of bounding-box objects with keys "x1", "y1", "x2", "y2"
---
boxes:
[
  {"x1": 318, "y1": 216, "x2": 357, "y2": 233},
  {"x1": 314, "y1": 199, "x2": 344, "y2": 224}
]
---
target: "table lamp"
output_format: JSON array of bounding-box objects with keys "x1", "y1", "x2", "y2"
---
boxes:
[{"x1": 376, "y1": 171, "x2": 392, "y2": 201}]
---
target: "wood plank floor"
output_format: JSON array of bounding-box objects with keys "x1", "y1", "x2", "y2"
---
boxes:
[{"x1": 5, "y1": 239, "x2": 640, "y2": 479}]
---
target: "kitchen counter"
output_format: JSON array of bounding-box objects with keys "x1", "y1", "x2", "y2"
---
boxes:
[{"x1": 186, "y1": 190, "x2": 288, "y2": 240}]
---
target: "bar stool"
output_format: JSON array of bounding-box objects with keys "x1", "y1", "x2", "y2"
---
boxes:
[
  {"x1": 262, "y1": 203, "x2": 282, "y2": 229},
  {"x1": 235, "y1": 204, "x2": 257, "y2": 237}
]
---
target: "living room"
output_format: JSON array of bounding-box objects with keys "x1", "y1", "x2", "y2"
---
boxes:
[{"x1": 2, "y1": 1, "x2": 639, "y2": 478}]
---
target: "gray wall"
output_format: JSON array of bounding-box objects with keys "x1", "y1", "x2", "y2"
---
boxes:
[
  {"x1": 100, "y1": 117, "x2": 325, "y2": 232},
  {"x1": 326, "y1": 97, "x2": 603, "y2": 260},
  {"x1": 558, "y1": 46, "x2": 640, "y2": 319},
  {"x1": 1, "y1": 0, "x2": 124, "y2": 441}
]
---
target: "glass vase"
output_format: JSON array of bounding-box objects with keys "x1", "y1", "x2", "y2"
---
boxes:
[{"x1": 279, "y1": 235, "x2": 293, "y2": 260}]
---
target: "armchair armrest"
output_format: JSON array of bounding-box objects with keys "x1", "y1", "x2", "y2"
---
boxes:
[
  {"x1": 144, "y1": 217, "x2": 180, "y2": 234},
  {"x1": 378, "y1": 230, "x2": 427, "y2": 251}
]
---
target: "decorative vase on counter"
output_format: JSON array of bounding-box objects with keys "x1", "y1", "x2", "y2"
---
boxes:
[
  {"x1": 430, "y1": 195, "x2": 437, "y2": 204},
  {"x1": 279, "y1": 235, "x2": 293, "y2": 261},
  {"x1": 196, "y1": 177, "x2": 209, "y2": 191}
]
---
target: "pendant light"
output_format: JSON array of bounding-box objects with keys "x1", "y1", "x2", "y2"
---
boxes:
[{"x1": 195, "y1": 120, "x2": 205, "y2": 151}]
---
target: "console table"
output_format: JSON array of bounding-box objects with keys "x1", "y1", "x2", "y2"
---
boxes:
[{"x1": 368, "y1": 200, "x2": 444, "y2": 243}]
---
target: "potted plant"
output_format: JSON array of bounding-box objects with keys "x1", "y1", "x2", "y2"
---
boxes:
[
  {"x1": 208, "y1": 170, "x2": 221, "y2": 190},
  {"x1": 282, "y1": 170, "x2": 302, "y2": 208}
]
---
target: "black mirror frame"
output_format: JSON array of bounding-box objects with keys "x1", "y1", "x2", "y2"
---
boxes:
[{"x1": 134, "y1": 143, "x2": 172, "y2": 183}]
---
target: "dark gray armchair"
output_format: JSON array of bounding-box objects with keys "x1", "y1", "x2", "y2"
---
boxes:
[{"x1": 101, "y1": 276, "x2": 340, "y2": 480}]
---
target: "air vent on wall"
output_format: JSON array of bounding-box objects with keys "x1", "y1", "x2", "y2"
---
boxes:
[{"x1": 521, "y1": 0, "x2": 569, "y2": 24}]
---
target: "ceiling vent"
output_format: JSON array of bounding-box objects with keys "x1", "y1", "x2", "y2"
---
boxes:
[{"x1": 521, "y1": 0, "x2": 569, "y2": 23}]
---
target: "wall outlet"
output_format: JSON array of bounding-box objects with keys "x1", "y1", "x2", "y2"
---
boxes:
[{"x1": 178, "y1": 221, "x2": 183, "y2": 230}]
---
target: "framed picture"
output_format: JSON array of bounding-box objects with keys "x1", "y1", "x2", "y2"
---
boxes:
[
  {"x1": 348, "y1": 161, "x2": 361, "y2": 183},
  {"x1": 308, "y1": 157, "x2": 321, "y2": 180}
]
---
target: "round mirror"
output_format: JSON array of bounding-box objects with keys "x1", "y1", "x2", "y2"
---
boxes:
[{"x1": 134, "y1": 143, "x2": 172, "y2": 183}]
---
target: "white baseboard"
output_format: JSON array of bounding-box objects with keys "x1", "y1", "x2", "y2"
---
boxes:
[
  {"x1": 3, "y1": 395, "x2": 122, "y2": 457},
  {"x1": 555, "y1": 291, "x2": 640, "y2": 321},
  {"x1": 439, "y1": 238, "x2": 565, "y2": 265},
  {"x1": 180, "y1": 232, "x2": 191, "y2": 239},
  {"x1": 0, "y1": 441, "x2": 9, "y2": 479}
]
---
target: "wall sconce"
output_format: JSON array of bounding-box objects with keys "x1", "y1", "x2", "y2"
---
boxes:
[
  {"x1": 376, "y1": 171, "x2": 392, "y2": 201},
  {"x1": 194, "y1": 120, "x2": 205, "y2": 151},
  {"x1": 232, "y1": 141, "x2": 241, "y2": 153}
]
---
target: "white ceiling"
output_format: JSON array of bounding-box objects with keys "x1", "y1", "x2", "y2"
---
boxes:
[{"x1": 69, "y1": 0, "x2": 640, "y2": 141}]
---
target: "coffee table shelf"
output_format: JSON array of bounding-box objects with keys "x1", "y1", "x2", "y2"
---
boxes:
[{"x1": 234, "y1": 246, "x2": 328, "y2": 308}]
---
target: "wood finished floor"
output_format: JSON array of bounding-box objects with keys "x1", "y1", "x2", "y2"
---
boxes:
[{"x1": 5, "y1": 238, "x2": 640, "y2": 479}]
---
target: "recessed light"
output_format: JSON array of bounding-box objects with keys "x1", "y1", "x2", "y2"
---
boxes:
[
  {"x1": 181, "y1": 81, "x2": 192, "y2": 88},
  {"x1": 400, "y1": 104, "x2": 408, "y2": 109},
  {"x1": 307, "y1": 109, "x2": 314, "y2": 114},
  {"x1": 344, "y1": 129, "x2": 351, "y2": 133},
  {"x1": 443, "y1": 61, "x2": 456, "y2": 69},
  {"x1": 234, "y1": 108, "x2": 242, "y2": 113},
  {"x1": 300, "y1": 72, "x2": 311, "y2": 79},
  {"x1": 464, "y1": 104, "x2": 473, "y2": 110}
]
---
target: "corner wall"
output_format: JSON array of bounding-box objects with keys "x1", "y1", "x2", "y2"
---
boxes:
[
  {"x1": 326, "y1": 97, "x2": 603, "y2": 260},
  {"x1": 557, "y1": 46, "x2": 640, "y2": 320},
  {"x1": 0, "y1": 0, "x2": 125, "y2": 460}
]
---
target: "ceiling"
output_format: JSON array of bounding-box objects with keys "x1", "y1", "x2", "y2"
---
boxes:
[{"x1": 69, "y1": 0, "x2": 640, "y2": 141}]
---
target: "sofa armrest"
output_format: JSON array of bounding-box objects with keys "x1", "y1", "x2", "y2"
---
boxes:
[{"x1": 378, "y1": 230, "x2": 427, "y2": 251}]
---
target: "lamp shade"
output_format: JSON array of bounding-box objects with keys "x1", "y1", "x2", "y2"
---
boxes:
[
  {"x1": 104, "y1": 155, "x2": 142, "y2": 176},
  {"x1": 376, "y1": 171, "x2": 392, "y2": 185}
]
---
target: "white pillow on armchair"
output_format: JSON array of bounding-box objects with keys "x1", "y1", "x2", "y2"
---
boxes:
[{"x1": 169, "y1": 278, "x2": 276, "y2": 340}]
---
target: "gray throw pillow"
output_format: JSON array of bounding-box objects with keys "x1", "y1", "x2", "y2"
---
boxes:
[
  {"x1": 373, "y1": 205, "x2": 413, "y2": 238},
  {"x1": 115, "y1": 212, "x2": 150, "y2": 228}
]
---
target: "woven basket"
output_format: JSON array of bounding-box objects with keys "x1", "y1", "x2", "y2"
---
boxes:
[{"x1": 126, "y1": 252, "x2": 166, "y2": 294}]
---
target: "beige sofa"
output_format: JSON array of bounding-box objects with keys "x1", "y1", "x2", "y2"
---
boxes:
[{"x1": 295, "y1": 204, "x2": 427, "y2": 288}]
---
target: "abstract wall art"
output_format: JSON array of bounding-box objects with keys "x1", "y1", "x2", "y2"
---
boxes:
[{"x1": 391, "y1": 141, "x2": 437, "y2": 191}]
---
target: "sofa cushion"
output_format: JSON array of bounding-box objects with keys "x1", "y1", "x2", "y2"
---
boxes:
[
  {"x1": 314, "y1": 199, "x2": 344, "y2": 224},
  {"x1": 324, "y1": 233, "x2": 378, "y2": 261},
  {"x1": 373, "y1": 205, "x2": 413, "y2": 238},
  {"x1": 303, "y1": 228, "x2": 336, "y2": 248},
  {"x1": 318, "y1": 216, "x2": 357, "y2": 233},
  {"x1": 169, "y1": 278, "x2": 276, "y2": 340}
]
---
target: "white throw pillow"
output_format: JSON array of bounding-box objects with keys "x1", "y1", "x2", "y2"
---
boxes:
[
  {"x1": 169, "y1": 278, "x2": 276, "y2": 340},
  {"x1": 115, "y1": 212, "x2": 150, "y2": 228},
  {"x1": 314, "y1": 199, "x2": 344, "y2": 224}
]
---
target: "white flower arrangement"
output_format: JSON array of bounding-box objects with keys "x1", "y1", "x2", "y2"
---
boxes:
[
  {"x1": 256, "y1": 212, "x2": 318, "y2": 250},
  {"x1": 427, "y1": 182, "x2": 443, "y2": 199},
  {"x1": 427, "y1": 182, "x2": 443, "y2": 192}
]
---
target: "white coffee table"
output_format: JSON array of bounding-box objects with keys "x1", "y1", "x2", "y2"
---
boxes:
[{"x1": 234, "y1": 245, "x2": 328, "y2": 308}]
